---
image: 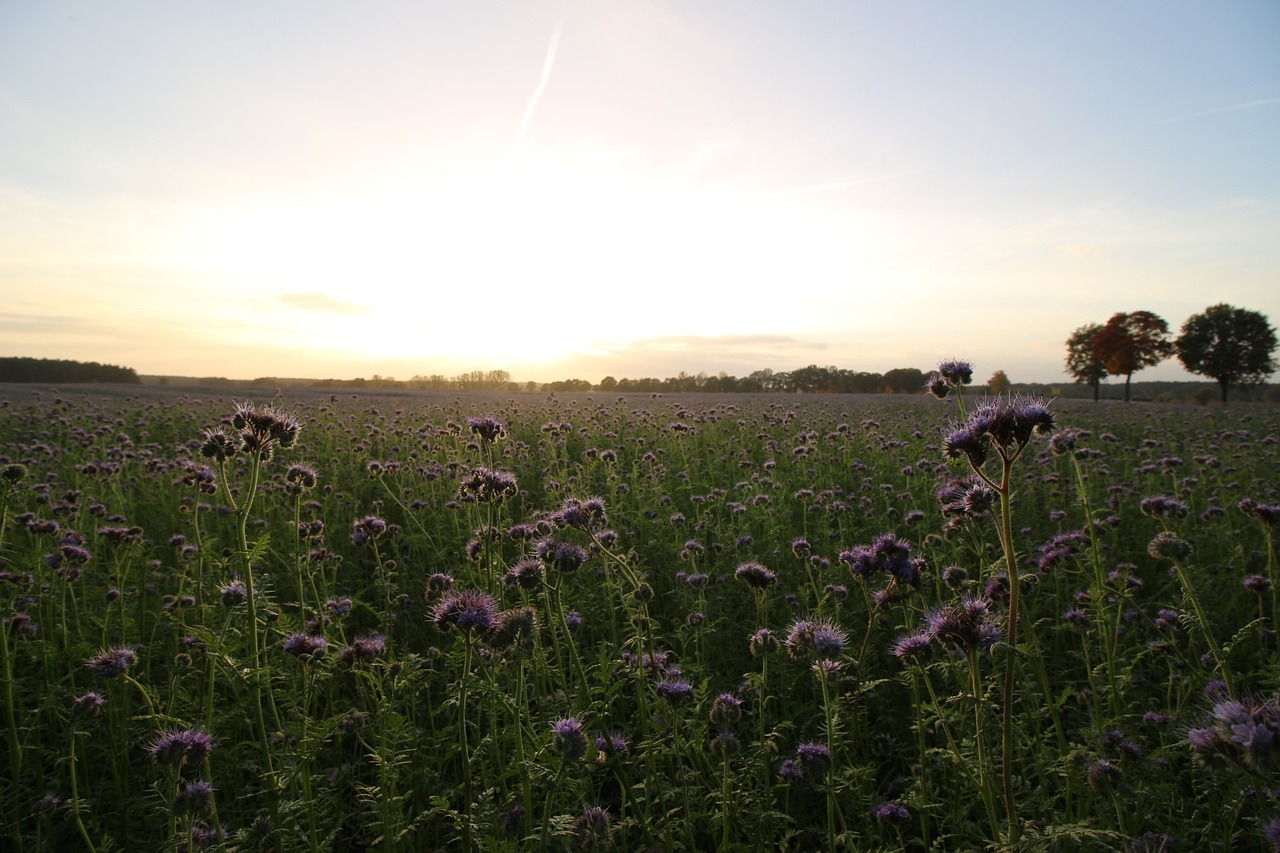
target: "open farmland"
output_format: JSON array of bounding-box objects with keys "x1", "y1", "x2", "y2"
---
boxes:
[{"x1": 1, "y1": 383, "x2": 1277, "y2": 852}]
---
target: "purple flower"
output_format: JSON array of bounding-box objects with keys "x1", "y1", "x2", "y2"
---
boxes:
[
  {"x1": 937, "y1": 359, "x2": 974, "y2": 386},
  {"x1": 149, "y1": 727, "x2": 214, "y2": 766},
  {"x1": 282, "y1": 633, "x2": 328, "y2": 659},
  {"x1": 350, "y1": 515, "x2": 387, "y2": 546},
  {"x1": 892, "y1": 632, "x2": 934, "y2": 664},
  {"x1": 467, "y1": 416, "x2": 506, "y2": 444},
  {"x1": 656, "y1": 678, "x2": 695, "y2": 704},
  {"x1": 85, "y1": 646, "x2": 137, "y2": 678},
  {"x1": 777, "y1": 758, "x2": 804, "y2": 781},
  {"x1": 72, "y1": 692, "x2": 105, "y2": 718},
  {"x1": 872, "y1": 802, "x2": 911, "y2": 824},
  {"x1": 433, "y1": 589, "x2": 500, "y2": 634},
  {"x1": 735, "y1": 561, "x2": 777, "y2": 590},
  {"x1": 536, "y1": 538, "x2": 588, "y2": 574},
  {"x1": 551, "y1": 717, "x2": 587, "y2": 761},
  {"x1": 172, "y1": 779, "x2": 214, "y2": 816},
  {"x1": 572, "y1": 806, "x2": 611, "y2": 846},
  {"x1": 458, "y1": 467, "x2": 518, "y2": 504},
  {"x1": 795, "y1": 741, "x2": 832, "y2": 774}
]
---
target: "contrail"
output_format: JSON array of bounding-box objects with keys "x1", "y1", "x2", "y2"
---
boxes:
[{"x1": 508, "y1": 9, "x2": 566, "y2": 164}]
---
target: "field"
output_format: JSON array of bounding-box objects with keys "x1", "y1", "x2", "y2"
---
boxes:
[{"x1": 1, "y1": 380, "x2": 1277, "y2": 852}]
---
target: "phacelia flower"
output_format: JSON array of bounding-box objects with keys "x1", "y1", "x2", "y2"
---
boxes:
[
  {"x1": 85, "y1": 646, "x2": 137, "y2": 678},
  {"x1": 149, "y1": 726, "x2": 214, "y2": 766},
  {"x1": 735, "y1": 561, "x2": 777, "y2": 590},
  {"x1": 432, "y1": 589, "x2": 500, "y2": 634},
  {"x1": 551, "y1": 717, "x2": 587, "y2": 761}
]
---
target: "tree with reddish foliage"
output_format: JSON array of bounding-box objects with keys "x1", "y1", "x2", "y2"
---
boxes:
[
  {"x1": 1176, "y1": 303, "x2": 1277, "y2": 404},
  {"x1": 1090, "y1": 311, "x2": 1174, "y2": 402}
]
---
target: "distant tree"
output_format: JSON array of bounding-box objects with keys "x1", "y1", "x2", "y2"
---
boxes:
[
  {"x1": 1065, "y1": 323, "x2": 1108, "y2": 400},
  {"x1": 987, "y1": 370, "x2": 1011, "y2": 395},
  {"x1": 882, "y1": 367, "x2": 926, "y2": 394},
  {"x1": 1176, "y1": 303, "x2": 1278, "y2": 404},
  {"x1": 1091, "y1": 311, "x2": 1174, "y2": 402},
  {"x1": 597, "y1": 376, "x2": 618, "y2": 392}
]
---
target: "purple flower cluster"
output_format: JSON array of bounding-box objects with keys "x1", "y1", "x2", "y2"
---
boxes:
[
  {"x1": 839, "y1": 534, "x2": 920, "y2": 586},
  {"x1": 432, "y1": 588, "x2": 501, "y2": 634},
  {"x1": 785, "y1": 618, "x2": 848, "y2": 660},
  {"x1": 1188, "y1": 695, "x2": 1280, "y2": 773},
  {"x1": 467, "y1": 416, "x2": 506, "y2": 444},
  {"x1": 457, "y1": 467, "x2": 519, "y2": 504},
  {"x1": 149, "y1": 726, "x2": 214, "y2": 766},
  {"x1": 943, "y1": 395, "x2": 1055, "y2": 469}
]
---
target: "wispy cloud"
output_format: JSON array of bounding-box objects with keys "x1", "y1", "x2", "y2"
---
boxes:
[
  {"x1": 1161, "y1": 97, "x2": 1280, "y2": 125},
  {"x1": 275, "y1": 292, "x2": 369, "y2": 315},
  {"x1": 508, "y1": 8, "x2": 566, "y2": 163},
  {"x1": 679, "y1": 141, "x2": 737, "y2": 182}
]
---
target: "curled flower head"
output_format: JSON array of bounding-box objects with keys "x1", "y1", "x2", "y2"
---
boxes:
[
  {"x1": 937, "y1": 359, "x2": 974, "y2": 386},
  {"x1": 925, "y1": 373, "x2": 951, "y2": 398},
  {"x1": 551, "y1": 717, "x2": 587, "y2": 761},
  {"x1": 785, "y1": 618, "x2": 848, "y2": 660},
  {"x1": 351, "y1": 515, "x2": 388, "y2": 546},
  {"x1": 467, "y1": 416, "x2": 506, "y2": 444},
  {"x1": 85, "y1": 646, "x2": 137, "y2": 678},
  {"x1": 72, "y1": 691, "x2": 106, "y2": 718},
  {"x1": 923, "y1": 596, "x2": 1000, "y2": 653},
  {"x1": 284, "y1": 464, "x2": 318, "y2": 494},
  {"x1": 795, "y1": 741, "x2": 832, "y2": 775},
  {"x1": 199, "y1": 428, "x2": 238, "y2": 462},
  {"x1": 735, "y1": 561, "x2": 777, "y2": 590},
  {"x1": 458, "y1": 467, "x2": 519, "y2": 504},
  {"x1": 433, "y1": 588, "x2": 500, "y2": 634},
  {"x1": 572, "y1": 806, "x2": 611, "y2": 847},
  {"x1": 536, "y1": 538, "x2": 588, "y2": 574},
  {"x1": 944, "y1": 395, "x2": 1055, "y2": 468},
  {"x1": 149, "y1": 726, "x2": 214, "y2": 766},
  {"x1": 553, "y1": 496, "x2": 608, "y2": 531},
  {"x1": 656, "y1": 677, "x2": 695, "y2": 704},
  {"x1": 1140, "y1": 496, "x2": 1188, "y2": 520},
  {"x1": 172, "y1": 779, "x2": 214, "y2": 816},
  {"x1": 282, "y1": 632, "x2": 328, "y2": 659},
  {"x1": 1148, "y1": 531, "x2": 1193, "y2": 562}
]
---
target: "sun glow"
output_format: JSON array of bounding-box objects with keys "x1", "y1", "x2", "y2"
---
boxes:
[{"x1": 164, "y1": 148, "x2": 876, "y2": 373}]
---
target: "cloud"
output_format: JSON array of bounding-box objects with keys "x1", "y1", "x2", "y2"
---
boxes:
[
  {"x1": 508, "y1": 8, "x2": 566, "y2": 163},
  {"x1": 275, "y1": 292, "x2": 369, "y2": 315},
  {"x1": 613, "y1": 334, "x2": 828, "y2": 353}
]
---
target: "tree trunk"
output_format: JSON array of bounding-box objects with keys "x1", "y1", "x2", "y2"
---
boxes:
[
  {"x1": 1092, "y1": 380, "x2": 1099, "y2": 402},
  {"x1": 1123, "y1": 373, "x2": 1132, "y2": 403},
  {"x1": 1220, "y1": 379, "x2": 1229, "y2": 405}
]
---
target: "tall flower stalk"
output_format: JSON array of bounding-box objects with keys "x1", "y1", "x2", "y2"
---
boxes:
[
  {"x1": 198, "y1": 403, "x2": 302, "y2": 796},
  {"x1": 937, "y1": 365, "x2": 1056, "y2": 845}
]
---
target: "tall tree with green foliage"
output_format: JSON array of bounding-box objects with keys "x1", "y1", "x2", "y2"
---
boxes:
[
  {"x1": 1064, "y1": 323, "x2": 1108, "y2": 400},
  {"x1": 1176, "y1": 303, "x2": 1277, "y2": 403},
  {"x1": 1090, "y1": 311, "x2": 1174, "y2": 402}
]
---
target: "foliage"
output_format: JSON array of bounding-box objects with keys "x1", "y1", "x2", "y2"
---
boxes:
[
  {"x1": 0, "y1": 357, "x2": 139, "y2": 384},
  {"x1": 986, "y1": 369, "x2": 1011, "y2": 395},
  {"x1": 1090, "y1": 311, "x2": 1175, "y2": 402},
  {"x1": 1176, "y1": 303, "x2": 1279, "y2": 403},
  {"x1": 1064, "y1": 323, "x2": 1108, "y2": 400}
]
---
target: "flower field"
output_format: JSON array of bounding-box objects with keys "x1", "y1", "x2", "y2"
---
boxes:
[{"x1": 1, "y1": 377, "x2": 1277, "y2": 852}]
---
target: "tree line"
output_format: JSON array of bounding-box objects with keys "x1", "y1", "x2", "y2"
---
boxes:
[
  {"x1": 1065, "y1": 303, "x2": 1278, "y2": 403},
  {"x1": 0, "y1": 357, "x2": 140, "y2": 384}
]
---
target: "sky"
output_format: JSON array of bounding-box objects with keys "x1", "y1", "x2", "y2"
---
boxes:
[{"x1": 2, "y1": 1, "x2": 1278, "y2": 385}]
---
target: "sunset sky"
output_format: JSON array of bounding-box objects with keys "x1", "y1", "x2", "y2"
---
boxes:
[{"x1": 2, "y1": 2, "x2": 1278, "y2": 385}]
